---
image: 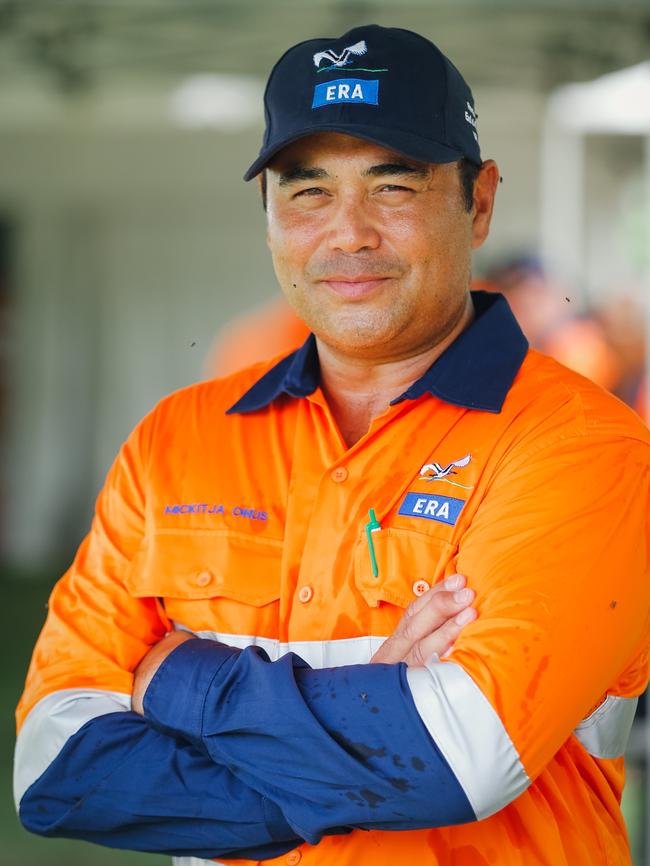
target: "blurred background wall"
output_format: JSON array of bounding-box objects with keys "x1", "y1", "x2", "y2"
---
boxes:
[{"x1": 1, "y1": 2, "x2": 648, "y2": 864}]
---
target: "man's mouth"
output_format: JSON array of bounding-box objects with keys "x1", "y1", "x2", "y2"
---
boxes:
[{"x1": 319, "y1": 275, "x2": 393, "y2": 298}]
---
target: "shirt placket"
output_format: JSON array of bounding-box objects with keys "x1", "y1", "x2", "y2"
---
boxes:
[{"x1": 280, "y1": 390, "x2": 467, "y2": 646}]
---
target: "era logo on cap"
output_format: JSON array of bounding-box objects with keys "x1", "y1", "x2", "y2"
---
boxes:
[
  {"x1": 398, "y1": 492, "x2": 465, "y2": 526},
  {"x1": 312, "y1": 78, "x2": 379, "y2": 109}
]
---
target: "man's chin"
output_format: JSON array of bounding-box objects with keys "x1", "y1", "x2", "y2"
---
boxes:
[{"x1": 312, "y1": 320, "x2": 404, "y2": 358}]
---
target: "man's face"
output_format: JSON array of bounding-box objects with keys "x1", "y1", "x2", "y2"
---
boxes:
[{"x1": 264, "y1": 132, "x2": 497, "y2": 362}]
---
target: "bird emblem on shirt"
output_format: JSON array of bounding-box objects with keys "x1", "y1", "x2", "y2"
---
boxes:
[{"x1": 419, "y1": 454, "x2": 472, "y2": 482}]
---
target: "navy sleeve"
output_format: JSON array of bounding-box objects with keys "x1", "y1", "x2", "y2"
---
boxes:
[
  {"x1": 19, "y1": 709, "x2": 303, "y2": 859},
  {"x1": 143, "y1": 638, "x2": 475, "y2": 843}
]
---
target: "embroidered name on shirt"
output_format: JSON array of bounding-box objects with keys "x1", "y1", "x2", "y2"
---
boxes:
[
  {"x1": 398, "y1": 492, "x2": 465, "y2": 526},
  {"x1": 164, "y1": 503, "x2": 268, "y2": 521}
]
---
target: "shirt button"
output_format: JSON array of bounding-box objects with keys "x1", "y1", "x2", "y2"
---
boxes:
[
  {"x1": 286, "y1": 852, "x2": 302, "y2": 865},
  {"x1": 196, "y1": 570, "x2": 213, "y2": 587},
  {"x1": 412, "y1": 579, "x2": 430, "y2": 597},
  {"x1": 298, "y1": 585, "x2": 314, "y2": 604},
  {"x1": 330, "y1": 466, "x2": 348, "y2": 483}
]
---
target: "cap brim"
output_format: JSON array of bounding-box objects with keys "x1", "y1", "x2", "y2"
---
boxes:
[{"x1": 243, "y1": 123, "x2": 471, "y2": 181}]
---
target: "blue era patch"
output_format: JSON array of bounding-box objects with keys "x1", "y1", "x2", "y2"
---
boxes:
[
  {"x1": 312, "y1": 78, "x2": 379, "y2": 109},
  {"x1": 398, "y1": 492, "x2": 465, "y2": 526}
]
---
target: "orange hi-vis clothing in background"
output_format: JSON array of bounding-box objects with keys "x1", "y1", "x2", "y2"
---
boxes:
[{"x1": 15, "y1": 292, "x2": 650, "y2": 866}]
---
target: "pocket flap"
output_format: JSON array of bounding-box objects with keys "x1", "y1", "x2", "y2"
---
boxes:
[
  {"x1": 125, "y1": 529, "x2": 283, "y2": 607},
  {"x1": 354, "y1": 527, "x2": 457, "y2": 608}
]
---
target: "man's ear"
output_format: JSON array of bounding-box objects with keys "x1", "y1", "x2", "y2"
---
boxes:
[
  {"x1": 257, "y1": 172, "x2": 271, "y2": 246},
  {"x1": 471, "y1": 159, "x2": 500, "y2": 250},
  {"x1": 257, "y1": 170, "x2": 268, "y2": 213}
]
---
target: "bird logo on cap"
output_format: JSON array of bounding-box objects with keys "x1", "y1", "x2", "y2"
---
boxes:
[{"x1": 313, "y1": 40, "x2": 368, "y2": 71}]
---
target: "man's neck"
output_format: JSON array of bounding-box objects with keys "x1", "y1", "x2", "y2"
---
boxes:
[{"x1": 317, "y1": 297, "x2": 475, "y2": 448}]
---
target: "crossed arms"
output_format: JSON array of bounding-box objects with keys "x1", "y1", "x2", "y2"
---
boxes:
[
  {"x1": 14, "y1": 410, "x2": 650, "y2": 859},
  {"x1": 16, "y1": 576, "x2": 478, "y2": 859}
]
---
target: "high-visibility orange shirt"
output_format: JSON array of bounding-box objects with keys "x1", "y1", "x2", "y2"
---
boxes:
[{"x1": 15, "y1": 292, "x2": 650, "y2": 866}]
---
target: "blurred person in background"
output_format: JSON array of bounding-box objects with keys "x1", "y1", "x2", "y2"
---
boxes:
[
  {"x1": 597, "y1": 292, "x2": 647, "y2": 415},
  {"x1": 480, "y1": 254, "x2": 622, "y2": 392},
  {"x1": 635, "y1": 378, "x2": 646, "y2": 421},
  {"x1": 14, "y1": 23, "x2": 650, "y2": 866},
  {"x1": 207, "y1": 293, "x2": 309, "y2": 377},
  {"x1": 482, "y1": 257, "x2": 648, "y2": 424}
]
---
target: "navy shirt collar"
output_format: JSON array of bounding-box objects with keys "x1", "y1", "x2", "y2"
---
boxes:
[{"x1": 227, "y1": 291, "x2": 528, "y2": 415}]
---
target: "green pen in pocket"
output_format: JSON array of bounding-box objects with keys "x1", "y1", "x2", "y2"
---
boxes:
[{"x1": 365, "y1": 509, "x2": 381, "y2": 578}]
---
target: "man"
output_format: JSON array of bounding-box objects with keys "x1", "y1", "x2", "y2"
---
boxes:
[{"x1": 14, "y1": 24, "x2": 650, "y2": 866}]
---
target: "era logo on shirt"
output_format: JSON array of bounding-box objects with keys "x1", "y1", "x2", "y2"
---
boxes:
[
  {"x1": 398, "y1": 492, "x2": 465, "y2": 526},
  {"x1": 312, "y1": 78, "x2": 379, "y2": 108}
]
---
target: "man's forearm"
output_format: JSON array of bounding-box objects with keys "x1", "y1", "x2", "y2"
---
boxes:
[
  {"x1": 143, "y1": 638, "x2": 476, "y2": 843},
  {"x1": 17, "y1": 705, "x2": 302, "y2": 859}
]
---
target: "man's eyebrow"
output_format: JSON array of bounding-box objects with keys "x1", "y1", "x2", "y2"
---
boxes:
[
  {"x1": 277, "y1": 167, "x2": 329, "y2": 187},
  {"x1": 363, "y1": 162, "x2": 430, "y2": 178}
]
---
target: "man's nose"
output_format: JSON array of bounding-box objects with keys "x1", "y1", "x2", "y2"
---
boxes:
[{"x1": 326, "y1": 199, "x2": 381, "y2": 253}]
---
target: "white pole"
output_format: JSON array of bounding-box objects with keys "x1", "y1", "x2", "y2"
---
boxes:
[{"x1": 540, "y1": 110, "x2": 586, "y2": 305}]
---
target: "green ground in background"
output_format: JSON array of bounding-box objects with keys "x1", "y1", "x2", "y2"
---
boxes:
[{"x1": 1, "y1": 571, "x2": 646, "y2": 865}]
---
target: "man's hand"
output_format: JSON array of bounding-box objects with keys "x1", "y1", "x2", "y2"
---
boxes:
[
  {"x1": 131, "y1": 630, "x2": 194, "y2": 715},
  {"x1": 370, "y1": 574, "x2": 476, "y2": 666},
  {"x1": 131, "y1": 575, "x2": 475, "y2": 714}
]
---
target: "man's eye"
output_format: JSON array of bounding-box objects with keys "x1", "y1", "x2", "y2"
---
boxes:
[
  {"x1": 379, "y1": 184, "x2": 413, "y2": 193},
  {"x1": 294, "y1": 187, "x2": 325, "y2": 198}
]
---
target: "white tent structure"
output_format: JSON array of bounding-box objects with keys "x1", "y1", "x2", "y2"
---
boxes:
[{"x1": 541, "y1": 61, "x2": 650, "y2": 400}]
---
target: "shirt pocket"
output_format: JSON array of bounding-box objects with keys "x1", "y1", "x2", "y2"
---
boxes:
[
  {"x1": 353, "y1": 526, "x2": 457, "y2": 610},
  {"x1": 125, "y1": 528, "x2": 282, "y2": 638}
]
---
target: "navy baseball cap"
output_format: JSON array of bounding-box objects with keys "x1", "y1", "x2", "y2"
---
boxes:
[{"x1": 243, "y1": 24, "x2": 481, "y2": 181}]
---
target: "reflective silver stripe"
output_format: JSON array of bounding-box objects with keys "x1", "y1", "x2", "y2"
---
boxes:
[
  {"x1": 173, "y1": 859, "x2": 225, "y2": 866},
  {"x1": 178, "y1": 626, "x2": 531, "y2": 819},
  {"x1": 174, "y1": 624, "x2": 388, "y2": 668},
  {"x1": 406, "y1": 659, "x2": 530, "y2": 820},
  {"x1": 14, "y1": 688, "x2": 131, "y2": 806},
  {"x1": 573, "y1": 694, "x2": 638, "y2": 759}
]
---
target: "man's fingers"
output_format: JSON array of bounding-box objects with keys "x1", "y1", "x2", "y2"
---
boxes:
[
  {"x1": 403, "y1": 583, "x2": 474, "y2": 645},
  {"x1": 406, "y1": 605, "x2": 478, "y2": 667},
  {"x1": 404, "y1": 573, "x2": 466, "y2": 618},
  {"x1": 370, "y1": 575, "x2": 474, "y2": 665}
]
